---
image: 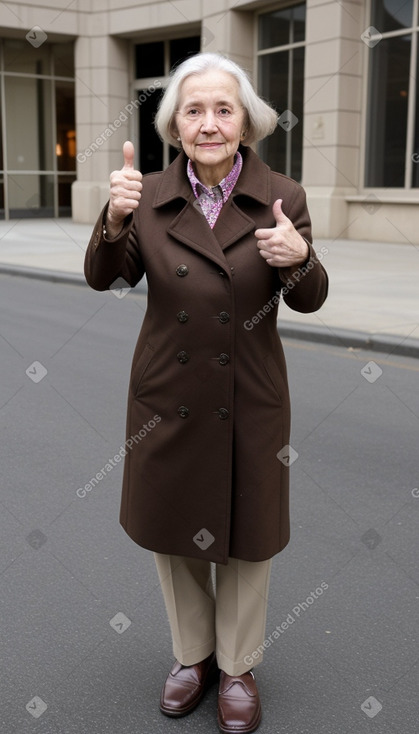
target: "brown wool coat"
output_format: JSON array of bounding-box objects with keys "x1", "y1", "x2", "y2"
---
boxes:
[{"x1": 84, "y1": 146, "x2": 328, "y2": 564}]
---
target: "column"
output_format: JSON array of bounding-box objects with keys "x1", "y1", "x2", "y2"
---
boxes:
[
  {"x1": 302, "y1": 0, "x2": 364, "y2": 238},
  {"x1": 72, "y1": 30, "x2": 130, "y2": 223}
]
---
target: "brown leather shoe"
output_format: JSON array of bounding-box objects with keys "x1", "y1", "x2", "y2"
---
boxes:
[
  {"x1": 217, "y1": 670, "x2": 261, "y2": 733},
  {"x1": 159, "y1": 652, "x2": 219, "y2": 717}
]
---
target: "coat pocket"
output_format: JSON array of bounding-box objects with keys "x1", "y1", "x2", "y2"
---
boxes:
[
  {"x1": 263, "y1": 353, "x2": 286, "y2": 405},
  {"x1": 131, "y1": 343, "x2": 155, "y2": 396}
]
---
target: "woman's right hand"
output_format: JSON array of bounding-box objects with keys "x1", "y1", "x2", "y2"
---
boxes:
[{"x1": 106, "y1": 141, "x2": 143, "y2": 237}]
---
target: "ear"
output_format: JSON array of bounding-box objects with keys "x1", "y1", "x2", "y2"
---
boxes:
[
  {"x1": 240, "y1": 112, "x2": 251, "y2": 145},
  {"x1": 169, "y1": 120, "x2": 181, "y2": 148}
]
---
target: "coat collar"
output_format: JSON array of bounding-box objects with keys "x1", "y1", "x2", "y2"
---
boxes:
[
  {"x1": 152, "y1": 146, "x2": 271, "y2": 208},
  {"x1": 151, "y1": 147, "x2": 272, "y2": 263}
]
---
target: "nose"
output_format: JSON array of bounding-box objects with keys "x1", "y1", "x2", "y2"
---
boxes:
[{"x1": 200, "y1": 110, "x2": 218, "y2": 133}]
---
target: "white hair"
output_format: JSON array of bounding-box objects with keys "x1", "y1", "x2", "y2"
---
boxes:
[{"x1": 154, "y1": 52, "x2": 278, "y2": 147}]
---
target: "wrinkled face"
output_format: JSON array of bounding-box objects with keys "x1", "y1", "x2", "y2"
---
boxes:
[{"x1": 174, "y1": 69, "x2": 246, "y2": 184}]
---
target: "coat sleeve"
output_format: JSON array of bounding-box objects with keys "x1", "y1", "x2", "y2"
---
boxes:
[
  {"x1": 84, "y1": 202, "x2": 145, "y2": 291},
  {"x1": 278, "y1": 184, "x2": 329, "y2": 314}
]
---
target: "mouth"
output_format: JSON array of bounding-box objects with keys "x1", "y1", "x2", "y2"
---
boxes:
[{"x1": 197, "y1": 142, "x2": 223, "y2": 148}]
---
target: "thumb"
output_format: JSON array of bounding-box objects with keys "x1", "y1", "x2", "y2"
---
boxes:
[
  {"x1": 122, "y1": 140, "x2": 135, "y2": 169},
  {"x1": 273, "y1": 199, "x2": 288, "y2": 226}
]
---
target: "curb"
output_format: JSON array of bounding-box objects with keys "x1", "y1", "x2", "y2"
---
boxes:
[
  {"x1": 0, "y1": 263, "x2": 148, "y2": 293},
  {"x1": 1, "y1": 264, "x2": 418, "y2": 359},
  {"x1": 0, "y1": 263, "x2": 88, "y2": 286},
  {"x1": 278, "y1": 321, "x2": 419, "y2": 359}
]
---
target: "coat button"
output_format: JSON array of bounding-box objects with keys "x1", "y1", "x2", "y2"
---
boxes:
[
  {"x1": 178, "y1": 405, "x2": 189, "y2": 418},
  {"x1": 177, "y1": 350, "x2": 190, "y2": 364},
  {"x1": 218, "y1": 311, "x2": 230, "y2": 324},
  {"x1": 218, "y1": 353, "x2": 230, "y2": 366},
  {"x1": 218, "y1": 408, "x2": 229, "y2": 420},
  {"x1": 177, "y1": 310, "x2": 189, "y2": 323},
  {"x1": 176, "y1": 264, "x2": 189, "y2": 277}
]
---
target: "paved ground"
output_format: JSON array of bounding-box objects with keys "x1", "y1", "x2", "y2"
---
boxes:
[
  {"x1": 1, "y1": 275, "x2": 418, "y2": 733},
  {"x1": 0, "y1": 217, "x2": 418, "y2": 357}
]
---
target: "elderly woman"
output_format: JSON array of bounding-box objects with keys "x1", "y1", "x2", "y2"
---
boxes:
[{"x1": 85, "y1": 52, "x2": 328, "y2": 733}]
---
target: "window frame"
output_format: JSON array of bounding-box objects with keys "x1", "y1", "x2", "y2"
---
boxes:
[
  {"x1": 131, "y1": 32, "x2": 201, "y2": 171},
  {"x1": 254, "y1": 1, "x2": 307, "y2": 180},
  {"x1": 0, "y1": 38, "x2": 76, "y2": 219},
  {"x1": 362, "y1": 0, "x2": 419, "y2": 191}
]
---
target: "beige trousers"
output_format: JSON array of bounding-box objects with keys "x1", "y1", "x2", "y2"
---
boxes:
[{"x1": 153, "y1": 553, "x2": 272, "y2": 677}]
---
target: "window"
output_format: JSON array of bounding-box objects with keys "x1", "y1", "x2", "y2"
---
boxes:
[
  {"x1": 257, "y1": 3, "x2": 306, "y2": 181},
  {"x1": 0, "y1": 38, "x2": 75, "y2": 219},
  {"x1": 134, "y1": 36, "x2": 201, "y2": 173},
  {"x1": 365, "y1": 0, "x2": 419, "y2": 187}
]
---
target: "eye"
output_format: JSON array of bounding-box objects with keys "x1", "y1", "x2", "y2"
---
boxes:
[
  {"x1": 187, "y1": 108, "x2": 199, "y2": 116},
  {"x1": 219, "y1": 108, "x2": 231, "y2": 115}
]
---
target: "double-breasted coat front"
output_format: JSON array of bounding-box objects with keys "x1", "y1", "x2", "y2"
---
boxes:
[{"x1": 84, "y1": 146, "x2": 328, "y2": 565}]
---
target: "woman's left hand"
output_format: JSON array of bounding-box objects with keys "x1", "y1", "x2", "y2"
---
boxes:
[{"x1": 255, "y1": 199, "x2": 309, "y2": 268}]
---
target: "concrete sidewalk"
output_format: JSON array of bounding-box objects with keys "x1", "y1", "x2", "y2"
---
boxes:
[{"x1": 0, "y1": 217, "x2": 418, "y2": 357}]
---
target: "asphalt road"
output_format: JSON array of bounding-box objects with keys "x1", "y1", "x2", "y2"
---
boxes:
[{"x1": 0, "y1": 273, "x2": 418, "y2": 734}]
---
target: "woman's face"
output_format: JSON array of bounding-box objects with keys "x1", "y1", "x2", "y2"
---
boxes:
[{"x1": 175, "y1": 69, "x2": 246, "y2": 186}]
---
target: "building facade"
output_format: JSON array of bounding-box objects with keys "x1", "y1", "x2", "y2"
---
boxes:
[{"x1": 0, "y1": 0, "x2": 418, "y2": 243}]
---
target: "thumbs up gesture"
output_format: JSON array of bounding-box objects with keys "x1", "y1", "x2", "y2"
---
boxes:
[
  {"x1": 107, "y1": 141, "x2": 143, "y2": 237},
  {"x1": 255, "y1": 199, "x2": 309, "y2": 268}
]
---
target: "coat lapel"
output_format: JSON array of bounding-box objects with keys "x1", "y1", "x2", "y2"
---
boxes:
[
  {"x1": 152, "y1": 147, "x2": 272, "y2": 260},
  {"x1": 166, "y1": 196, "x2": 229, "y2": 268},
  {"x1": 215, "y1": 147, "x2": 272, "y2": 250},
  {"x1": 152, "y1": 152, "x2": 228, "y2": 267}
]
